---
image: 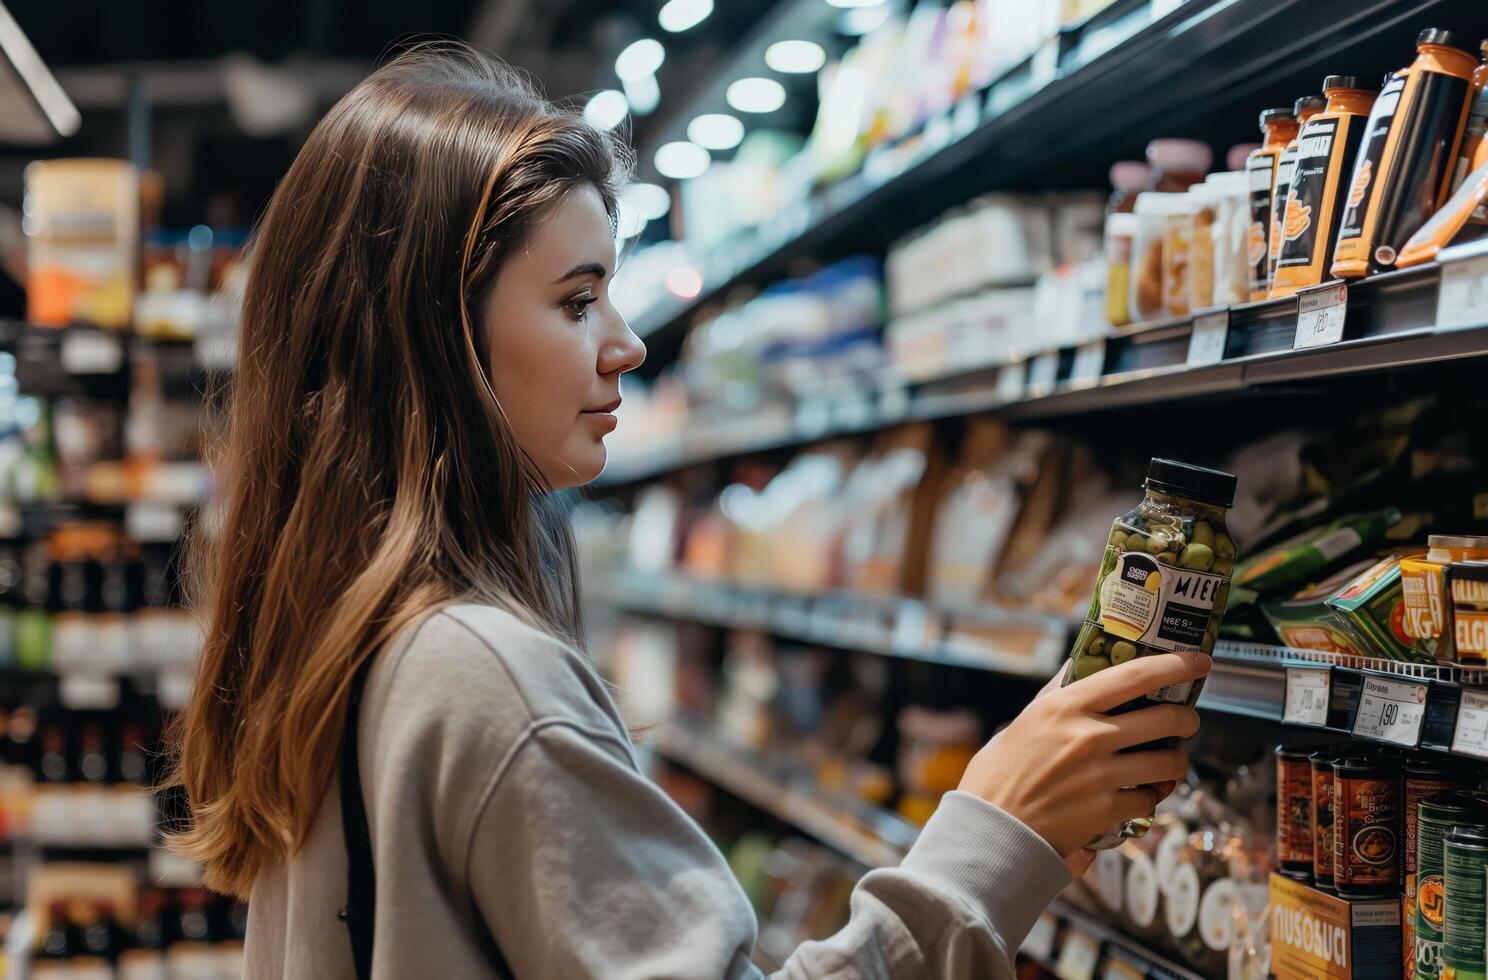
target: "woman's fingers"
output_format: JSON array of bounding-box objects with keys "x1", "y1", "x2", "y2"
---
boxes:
[
  {"x1": 1111, "y1": 787, "x2": 1161, "y2": 824},
  {"x1": 1067, "y1": 651, "x2": 1211, "y2": 713},
  {"x1": 1103, "y1": 703, "x2": 1201, "y2": 749},
  {"x1": 1108, "y1": 748, "x2": 1191, "y2": 790}
]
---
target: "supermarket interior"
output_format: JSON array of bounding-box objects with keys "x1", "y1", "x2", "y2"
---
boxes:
[{"x1": 7, "y1": 0, "x2": 1488, "y2": 977}]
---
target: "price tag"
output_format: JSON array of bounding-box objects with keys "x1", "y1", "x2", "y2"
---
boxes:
[
  {"x1": 1293, "y1": 282, "x2": 1349, "y2": 349},
  {"x1": 1069, "y1": 339, "x2": 1106, "y2": 386},
  {"x1": 891, "y1": 599, "x2": 932, "y2": 653},
  {"x1": 1102, "y1": 956, "x2": 1145, "y2": 980},
  {"x1": 1030, "y1": 38, "x2": 1060, "y2": 91},
  {"x1": 996, "y1": 362, "x2": 1026, "y2": 403},
  {"x1": 1283, "y1": 666, "x2": 1332, "y2": 727},
  {"x1": 1186, "y1": 309, "x2": 1230, "y2": 367},
  {"x1": 1027, "y1": 350, "x2": 1060, "y2": 395},
  {"x1": 1451, "y1": 687, "x2": 1488, "y2": 759},
  {"x1": 1055, "y1": 927, "x2": 1101, "y2": 980},
  {"x1": 922, "y1": 111, "x2": 952, "y2": 156},
  {"x1": 951, "y1": 93, "x2": 981, "y2": 138},
  {"x1": 1021, "y1": 912, "x2": 1058, "y2": 962},
  {"x1": 1436, "y1": 251, "x2": 1488, "y2": 330},
  {"x1": 60, "y1": 674, "x2": 120, "y2": 710},
  {"x1": 60, "y1": 331, "x2": 125, "y2": 375},
  {"x1": 1351, "y1": 674, "x2": 1429, "y2": 747}
]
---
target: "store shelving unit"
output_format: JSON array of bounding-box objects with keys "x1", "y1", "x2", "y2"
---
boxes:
[{"x1": 652, "y1": 718, "x2": 1205, "y2": 980}]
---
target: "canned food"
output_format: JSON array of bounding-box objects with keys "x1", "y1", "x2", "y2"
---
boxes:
[
  {"x1": 1444, "y1": 824, "x2": 1488, "y2": 980},
  {"x1": 1406, "y1": 756, "x2": 1463, "y2": 880},
  {"x1": 1416, "y1": 791, "x2": 1486, "y2": 980},
  {"x1": 1310, "y1": 746, "x2": 1339, "y2": 888},
  {"x1": 1277, "y1": 745, "x2": 1315, "y2": 879},
  {"x1": 1333, "y1": 753, "x2": 1400, "y2": 898}
]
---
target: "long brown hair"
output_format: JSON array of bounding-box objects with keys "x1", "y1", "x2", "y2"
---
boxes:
[{"x1": 166, "y1": 42, "x2": 626, "y2": 898}]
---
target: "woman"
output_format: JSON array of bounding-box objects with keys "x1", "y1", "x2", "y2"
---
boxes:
[{"x1": 169, "y1": 44, "x2": 1208, "y2": 979}]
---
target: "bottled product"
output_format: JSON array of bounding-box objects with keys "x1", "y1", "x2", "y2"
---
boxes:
[
  {"x1": 1062, "y1": 458, "x2": 1237, "y2": 848},
  {"x1": 1146, "y1": 138, "x2": 1213, "y2": 192},
  {"x1": 1108, "y1": 160, "x2": 1151, "y2": 214},
  {"x1": 1334, "y1": 30, "x2": 1477, "y2": 277},
  {"x1": 1275, "y1": 744, "x2": 1314, "y2": 879},
  {"x1": 1417, "y1": 791, "x2": 1486, "y2": 980},
  {"x1": 1162, "y1": 191, "x2": 1196, "y2": 316},
  {"x1": 1449, "y1": 39, "x2": 1488, "y2": 195},
  {"x1": 1130, "y1": 193, "x2": 1186, "y2": 322},
  {"x1": 1105, "y1": 212, "x2": 1137, "y2": 327},
  {"x1": 1271, "y1": 77, "x2": 1378, "y2": 298},
  {"x1": 1267, "y1": 95, "x2": 1327, "y2": 292},
  {"x1": 1443, "y1": 824, "x2": 1488, "y2": 980},
  {"x1": 1310, "y1": 745, "x2": 1339, "y2": 889},
  {"x1": 1332, "y1": 752, "x2": 1400, "y2": 898},
  {"x1": 1203, "y1": 171, "x2": 1251, "y2": 307},
  {"x1": 1246, "y1": 108, "x2": 1300, "y2": 300},
  {"x1": 1186, "y1": 182, "x2": 1221, "y2": 311},
  {"x1": 1397, "y1": 153, "x2": 1488, "y2": 266}
]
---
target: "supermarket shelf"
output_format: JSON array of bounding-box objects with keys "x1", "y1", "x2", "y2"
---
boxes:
[
  {"x1": 595, "y1": 574, "x2": 1069, "y2": 678},
  {"x1": 653, "y1": 720, "x2": 1205, "y2": 979},
  {"x1": 626, "y1": 0, "x2": 1465, "y2": 356},
  {"x1": 601, "y1": 262, "x2": 1488, "y2": 486},
  {"x1": 652, "y1": 721, "x2": 915, "y2": 868}
]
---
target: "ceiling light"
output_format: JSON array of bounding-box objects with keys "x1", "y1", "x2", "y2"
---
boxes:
[
  {"x1": 765, "y1": 40, "x2": 826, "y2": 74},
  {"x1": 625, "y1": 183, "x2": 672, "y2": 221},
  {"x1": 687, "y1": 113, "x2": 745, "y2": 151},
  {"x1": 839, "y1": 5, "x2": 891, "y2": 34},
  {"x1": 615, "y1": 39, "x2": 665, "y2": 81},
  {"x1": 665, "y1": 264, "x2": 704, "y2": 299},
  {"x1": 659, "y1": 0, "x2": 713, "y2": 32},
  {"x1": 726, "y1": 77, "x2": 786, "y2": 114},
  {"x1": 622, "y1": 73, "x2": 660, "y2": 115},
  {"x1": 825, "y1": 0, "x2": 885, "y2": 7},
  {"x1": 654, "y1": 141, "x2": 711, "y2": 180},
  {"x1": 583, "y1": 89, "x2": 629, "y2": 130}
]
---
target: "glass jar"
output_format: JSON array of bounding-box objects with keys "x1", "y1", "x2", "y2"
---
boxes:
[
  {"x1": 1062, "y1": 458, "x2": 1238, "y2": 848},
  {"x1": 1104, "y1": 212, "x2": 1138, "y2": 327},
  {"x1": 1162, "y1": 192, "x2": 1196, "y2": 316},
  {"x1": 1130, "y1": 192, "x2": 1184, "y2": 323}
]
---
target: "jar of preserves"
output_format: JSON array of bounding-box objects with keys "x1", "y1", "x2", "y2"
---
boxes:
[{"x1": 1062, "y1": 458, "x2": 1238, "y2": 848}]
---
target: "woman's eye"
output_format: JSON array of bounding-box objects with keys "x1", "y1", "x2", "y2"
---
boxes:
[{"x1": 564, "y1": 295, "x2": 597, "y2": 321}]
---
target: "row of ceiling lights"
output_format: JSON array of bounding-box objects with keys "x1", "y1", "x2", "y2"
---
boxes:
[{"x1": 587, "y1": 0, "x2": 892, "y2": 198}]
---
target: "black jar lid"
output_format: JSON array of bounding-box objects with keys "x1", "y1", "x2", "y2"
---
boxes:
[
  {"x1": 1417, "y1": 28, "x2": 1465, "y2": 50},
  {"x1": 1333, "y1": 752, "x2": 1400, "y2": 777},
  {"x1": 1445, "y1": 824, "x2": 1488, "y2": 847},
  {"x1": 1294, "y1": 95, "x2": 1326, "y2": 115},
  {"x1": 1322, "y1": 75, "x2": 1375, "y2": 93},
  {"x1": 1418, "y1": 790, "x2": 1484, "y2": 821},
  {"x1": 1145, "y1": 459, "x2": 1237, "y2": 508},
  {"x1": 1310, "y1": 744, "x2": 1345, "y2": 766},
  {"x1": 1404, "y1": 753, "x2": 1464, "y2": 780},
  {"x1": 1276, "y1": 744, "x2": 1312, "y2": 761},
  {"x1": 1259, "y1": 107, "x2": 1296, "y2": 128}
]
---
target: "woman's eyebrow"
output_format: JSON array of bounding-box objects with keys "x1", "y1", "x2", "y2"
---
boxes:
[{"x1": 551, "y1": 262, "x2": 607, "y2": 284}]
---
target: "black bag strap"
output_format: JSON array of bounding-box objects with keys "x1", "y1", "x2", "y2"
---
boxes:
[{"x1": 339, "y1": 654, "x2": 378, "y2": 980}]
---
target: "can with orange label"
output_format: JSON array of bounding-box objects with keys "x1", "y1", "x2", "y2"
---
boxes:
[
  {"x1": 1277, "y1": 744, "x2": 1315, "y2": 879},
  {"x1": 1333, "y1": 30, "x2": 1477, "y2": 277},
  {"x1": 1333, "y1": 752, "x2": 1400, "y2": 899},
  {"x1": 1272, "y1": 77, "x2": 1378, "y2": 298}
]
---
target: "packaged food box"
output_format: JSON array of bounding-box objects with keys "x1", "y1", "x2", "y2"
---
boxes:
[
  {"x1": 1270, "y1": 872, "x2": 1401, "y2": 979},
  {"x1": 23, "y1": 159, "x2": 140, "y2": 329},
  {"x1": 1326, "y1": 554, "x2": 1420, "y2": 662},
  {"x1": 1261, "y1": 559, "x2": 1377, "y2": 656},
  {"x1": 1447, "y1": 560, "x2": 1488, "y2": 665},
  {"x1": 1403, "y1": 537, "x2": 1488, "y2": 662},
  {"x1": 1234, "y1": 508, "x2": 1401, "y2": 596}
]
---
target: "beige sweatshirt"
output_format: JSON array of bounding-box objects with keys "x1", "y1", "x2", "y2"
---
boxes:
[{"x1": 244, "y1": 604, "x2": 1071, "y2": 978}]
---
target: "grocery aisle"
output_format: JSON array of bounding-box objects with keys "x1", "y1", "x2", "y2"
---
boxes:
[{"x1": 4, "y1": 0, "x2": 1488, "y2": 978}]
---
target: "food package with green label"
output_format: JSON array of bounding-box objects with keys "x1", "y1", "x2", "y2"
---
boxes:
[
  {"x1": 1061, "y1": 458, "x2": 1238, "y2": 849},
  {"x1": 1325, "y1": 553, "x2": 1422, "y2": 662}
]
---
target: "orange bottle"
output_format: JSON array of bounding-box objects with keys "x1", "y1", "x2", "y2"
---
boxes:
[
  {"x1": 1245, "y1": 108, "x2": 1299, "y2": 301},
  {"x1": 1271, "y1": 77, "x2": 1379, "y2": 298},
  {"x1": 1267, "y1": 96, "x2": 1326, "y2": 293},
  {"x1": 1448, "y1": 39, "x2": 1488, "y2": 195},
  {"x1": 1333, "y1": 29, "x2": 1477, "y2": 278}
]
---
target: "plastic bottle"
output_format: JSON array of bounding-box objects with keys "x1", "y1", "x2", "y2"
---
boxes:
[
  {"x1": 1245, "y1": 108, "x2": 1299, "y2": 300},
  {"x1": 1146, "y1": 138, "x2": 1213, "y2": 192},
  {"x1": 1272, "y1": 77, "x2": 1379, "y2": 298},
  {"x1": 1448, "y1": 39, "x2": 1488, "y2": 196},
  {"x1": 1333, "y1": 29, "x2": 1477, "y2": 278},
  {"x1": 1267, "y1": 95, "x2": 1326, "y2": 292}
]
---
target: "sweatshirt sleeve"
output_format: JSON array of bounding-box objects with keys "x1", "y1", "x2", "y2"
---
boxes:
[{"x1": 465, "y1": 720, "x2": 1071, "y2": 980}]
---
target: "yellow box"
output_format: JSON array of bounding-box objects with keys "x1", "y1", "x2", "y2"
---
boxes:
[{"x1": 1270, "y1": 872, "x2": 1400, "y2": 979}]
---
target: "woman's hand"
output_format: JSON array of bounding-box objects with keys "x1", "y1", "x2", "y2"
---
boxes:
[{"x1": 957, "y1": 651, "x2": 1209, "y2": 857}]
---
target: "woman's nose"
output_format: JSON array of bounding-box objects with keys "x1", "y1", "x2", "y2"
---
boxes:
[{"x1": 599, "y1": 315, "x2": 647, "y2": 376}]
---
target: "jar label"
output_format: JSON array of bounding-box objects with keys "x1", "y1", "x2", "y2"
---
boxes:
[
  {"x1": 1166, "y1": 862, "x2": 1201, "y2": 937},
  {"x1": 1199, "y1": 878, "x2": 1237, "y2": 952},
  {"x1": 1156, "y1": 826, "x2": 1188, "y2": 890},
  {"x1": 1126, "y1": 854, "x2": 1159, "y2": 928},
  {"x1": 1098, "y1": 551, "x2": 1226, "y2": 653}
]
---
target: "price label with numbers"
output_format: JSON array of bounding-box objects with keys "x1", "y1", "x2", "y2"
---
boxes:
[
  {"x1": 1352, "y1": 674, "x2": 1429, "y2": 747},
  {"x1": 1186, "y1": 309, "x2": 1230, "y2": 367},
  {"x1": 1283, "y1": 666, "x2": 1332, "y2": 727},
  {"x1": 1437, "y1": 250, "x2": 1488, "y2": 330},
  {"x1": 1070, "y1": 339, "x2": 1106, "y2": 386},
  {"x1": 1451, "y1": 687, "x2": 1488, "y2": 759},
  {"x1": 1055, "y1": 927, "x2": 1101, "y2": 980},
  {"x1": 1294, "y1": 282, "x2": 1349, "y2": 349},
  {"x1": 1027, "y1": 350, "x2": 1060, "y2": 394}
]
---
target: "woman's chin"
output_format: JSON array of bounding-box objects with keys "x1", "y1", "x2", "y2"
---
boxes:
[{"x1": 543, "y1": 443, "x2": 607, "y2": 490}]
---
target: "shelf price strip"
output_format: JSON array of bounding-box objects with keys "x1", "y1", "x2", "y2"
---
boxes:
[
  {"x1": 1282, "y1": 665, "x2": 1332, "y2": 727},
  {"x1": 1056, "y1": 926, "x2": 1102, "y2": 980},
  {"x1": 1186, "y1": 309, "x2": 1229, "y2": 367},
  {"x1": 1451, "y1": 686, "x2": 1488, "y2": 760},
  {"x1": 1293, "y1": 282, "x2": 1348, "y2": 350},
  {"x1": 1436, "y1": 243, "x2": 1488, "y2": 330},
  {"x1": 1351, "y1": 673, "x2": 1429, "y2": 748}
]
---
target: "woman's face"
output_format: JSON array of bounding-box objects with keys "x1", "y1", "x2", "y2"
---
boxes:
[{"x1": 483, "y1": 184, "x2": 646, "y2": 489}]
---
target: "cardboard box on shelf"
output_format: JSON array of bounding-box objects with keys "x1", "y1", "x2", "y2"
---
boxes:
[{"x1": 1269, "y1": 872, "x2": 1401, "y2": 980}]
